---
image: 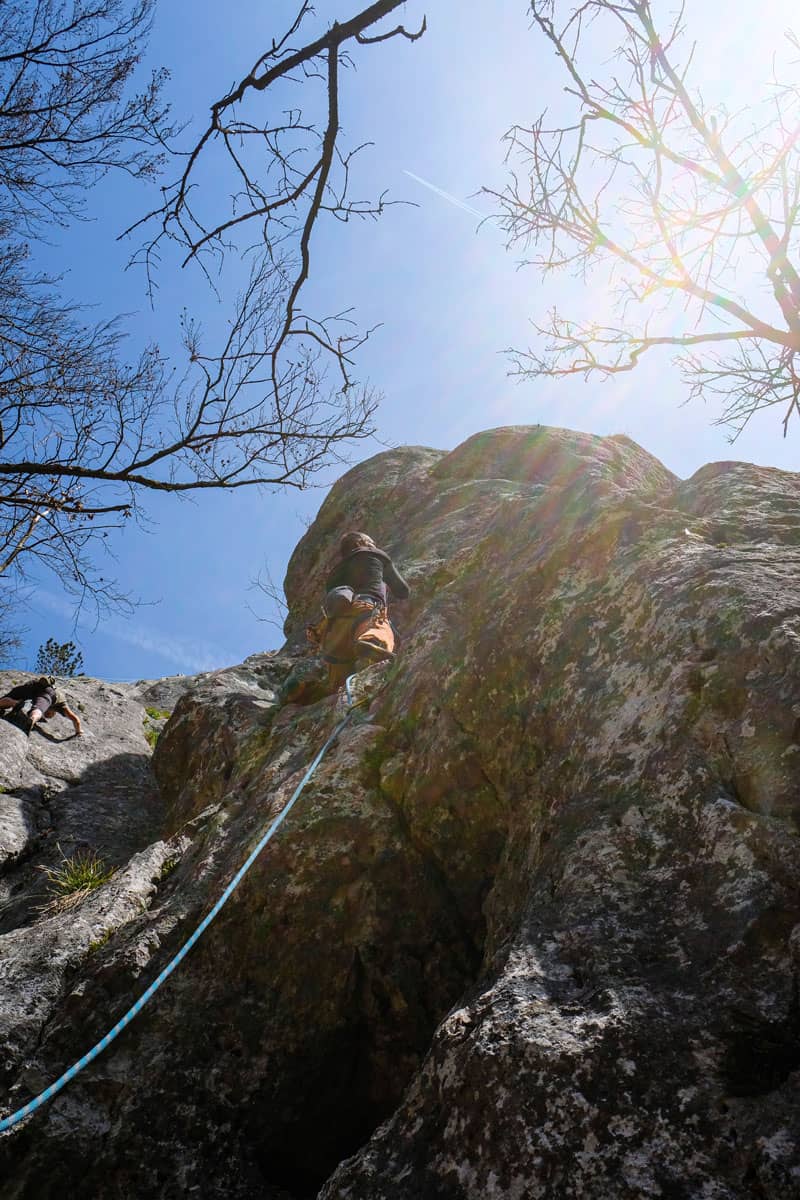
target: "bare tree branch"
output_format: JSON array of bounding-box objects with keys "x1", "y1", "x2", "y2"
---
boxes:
[
  {"x1": 0, "y1": 1, "x2": 426, "y2": 611},
  {"x1": 125, "y1": 1, "x2": 426, "y2": 431},
  {"x1": 356, "y1": 15, "x2": 427, "y2": 45},
  {"x1": 490, "y1": 0, "x2": 800, "y2": 437},
  {"x1": 247, "y1": 560, "x2": 289, "y2": 637},
  {"x1": 0, "y1": 0, "x2": 176, "y2": 231}
]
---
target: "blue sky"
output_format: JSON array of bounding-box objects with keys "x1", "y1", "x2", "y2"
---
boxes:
[{"x1": 14, "y1": 0, "x2": 800, "y2": 681}]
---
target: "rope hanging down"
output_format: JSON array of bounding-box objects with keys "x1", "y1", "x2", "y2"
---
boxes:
[{"x1": 0, "y1": 679, "x2": 360, "y2": 1134}]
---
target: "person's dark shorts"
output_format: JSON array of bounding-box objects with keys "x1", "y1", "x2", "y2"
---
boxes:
[
  {"x1": 32, "y1": 694, "x2": 62, "y2": 715},
  {"x1": 324, "y1": 587, "x2": 380, "y2": 617}
]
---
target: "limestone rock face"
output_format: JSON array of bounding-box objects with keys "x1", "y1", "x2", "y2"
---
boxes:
[{"x1": 1, "y1": 425, "x2": 800, "y2": 1200}]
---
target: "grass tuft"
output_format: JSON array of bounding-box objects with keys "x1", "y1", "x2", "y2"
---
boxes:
[
  {"x1": 38, "y1": 845, "x2": 115, "y2": 914},
  {"x1": 157, "y1": 854, "x2": 180, "y2": 882}
]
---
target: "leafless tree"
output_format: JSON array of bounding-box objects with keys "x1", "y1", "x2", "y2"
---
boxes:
[
  {"x1": 0, "y1": 581, "x2": 24, "y2": 665},
  {"x1": 247, "y1": 562, "x2": 289, "y2": 639},
  {"x1": 489, "y1": 0, "x2": 800, "y2": 437},
  {"x1": 125, "y1": 0, "x2": 427, "y2": 483},
  {"x1": 0, "y1": 0, "x2": 172, "y2": 609},
  {"x1": 0, "y1": 239, "x2": 379, "y2": 609},
  {"x1": 0, "y1": 0, "x2": 172, "y2": 231},
  {"x1": 0, "y1": 1, "x2": 426, "y2": 611}
]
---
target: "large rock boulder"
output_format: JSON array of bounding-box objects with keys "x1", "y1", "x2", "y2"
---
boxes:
[{"x1": 1, "y1": 425, "x2": 799, "y2": 1199}]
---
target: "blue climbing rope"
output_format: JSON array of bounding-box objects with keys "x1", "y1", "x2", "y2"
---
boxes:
[{"x1": 0, "y1": 680, "x2": 360, "y2": 1134}]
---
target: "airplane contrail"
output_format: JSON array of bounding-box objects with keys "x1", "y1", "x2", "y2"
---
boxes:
[{"x1": 402, "y1": 170, "x2": 487, "y2": 220}]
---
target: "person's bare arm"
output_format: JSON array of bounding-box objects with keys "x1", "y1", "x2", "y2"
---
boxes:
[{"x1": 59, "y1": 705, "x2": 83, "y2": 736}]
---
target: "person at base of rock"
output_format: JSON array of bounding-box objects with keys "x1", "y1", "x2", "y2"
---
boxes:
[{"x1": 0, "y1": 676, "x2": 83, "y2": 737}]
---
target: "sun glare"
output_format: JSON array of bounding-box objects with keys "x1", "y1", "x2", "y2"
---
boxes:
[{"x1": 684, "y1": 1, "x2": 798, "y2": 106}]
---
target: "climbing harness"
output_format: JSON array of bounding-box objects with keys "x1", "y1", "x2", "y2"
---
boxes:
[
  {"x1": 0, "y1": 677, "x2": 363, "y2": 1134},
  {"x1": 308, "y1": 598, "x2": 396, "y2": 693}
]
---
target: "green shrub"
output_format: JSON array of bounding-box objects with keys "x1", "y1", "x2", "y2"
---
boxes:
[{"x1": 143, "y1": 707, "x2": 171, "y2": 750}]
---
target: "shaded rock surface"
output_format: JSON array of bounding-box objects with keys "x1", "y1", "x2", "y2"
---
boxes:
[{"x1": 1, "y1": 425, "x2": 799, "y2": 1199}]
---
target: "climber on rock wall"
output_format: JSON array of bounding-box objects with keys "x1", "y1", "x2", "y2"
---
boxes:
[
  {"x1": 308, "y1": 531, "x2": 410, "y2": 690},
  {"x1": 0, "y1": 676, "x2": 83, "y2": 737}
]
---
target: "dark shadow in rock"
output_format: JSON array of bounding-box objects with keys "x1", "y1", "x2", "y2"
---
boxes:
[
  {"x1": 278, "y1": 659, "x2": 330, "y2": 708},
  {"x1": 0, "y1": 711, "x2": 29, "y2": 735},
  {"x1": 282, "y1": 678, "x2": 331, "y2": 707},
  {"x1": 722, "y1": 1002, "x2": 800, "y2": 1097}
]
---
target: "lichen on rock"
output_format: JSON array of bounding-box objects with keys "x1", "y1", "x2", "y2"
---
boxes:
[{"x1": 1, "y1": 425, "x2": 800, "y2": 1199}]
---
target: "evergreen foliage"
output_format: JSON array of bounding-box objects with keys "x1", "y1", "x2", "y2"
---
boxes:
[{"x1": 35, "y1": 638, "x2": 84, "y2": 678}]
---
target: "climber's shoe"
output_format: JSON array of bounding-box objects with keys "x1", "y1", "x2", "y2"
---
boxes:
[{"x1": 351, "y1": 598, "x2": 376, "y2": 615}]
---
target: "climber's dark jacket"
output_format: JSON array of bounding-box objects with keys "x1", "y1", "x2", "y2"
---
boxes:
[{"x1": 325, "y1": 548, "x2": 410, "y2": 605}]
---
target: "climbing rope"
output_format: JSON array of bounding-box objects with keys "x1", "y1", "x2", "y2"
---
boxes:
[{"x1": 0, "y1": 679, "x2": 362, "y2": 1134}]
